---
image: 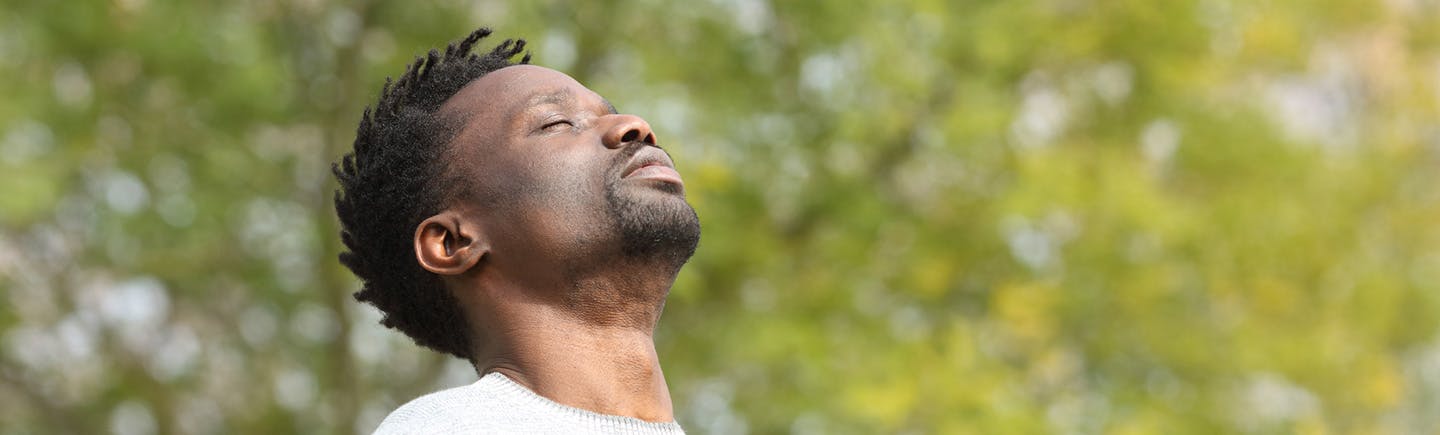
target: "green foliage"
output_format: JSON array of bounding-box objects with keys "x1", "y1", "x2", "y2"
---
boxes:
[{"x1": 1, "y1": 0, "x2": 1437, "y2": 433}]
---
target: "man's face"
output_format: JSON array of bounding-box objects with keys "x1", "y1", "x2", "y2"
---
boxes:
[{"x1": 438, "y1": 65, "x2": 700, "y2": 278}]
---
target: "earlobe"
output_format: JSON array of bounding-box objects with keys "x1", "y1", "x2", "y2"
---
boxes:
[{"x1": 414, "y1": 212, "x2": 488, "y2": 275}]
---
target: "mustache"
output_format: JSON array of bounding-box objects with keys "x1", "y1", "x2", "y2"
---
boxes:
[{"x1": 608, "y1": 141, "x2": 661, "y2": 176}]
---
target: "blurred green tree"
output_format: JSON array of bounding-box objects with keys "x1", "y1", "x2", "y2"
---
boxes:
[{"x1": 0, "y1": 0, "x2": 1437, "y2": 434}]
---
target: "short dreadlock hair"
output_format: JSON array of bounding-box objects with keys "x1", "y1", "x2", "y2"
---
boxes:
[{"x1": 332, "y1": 28, "x2": 531, "y2": 360}]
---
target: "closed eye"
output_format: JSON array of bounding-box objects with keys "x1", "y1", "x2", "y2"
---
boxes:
[{"x1": 542, "y1": 119, "x2": 573, "y2": 131}]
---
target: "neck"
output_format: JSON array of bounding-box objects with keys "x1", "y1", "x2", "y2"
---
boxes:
[
  {"x1": 480, "y1": 312, "x2": 674, "y2": 422},
  {"x1": 463, "y1": 265, "x2": 678, "y2": 423}
]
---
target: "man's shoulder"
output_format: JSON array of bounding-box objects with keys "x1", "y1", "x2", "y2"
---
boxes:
[
  {"x1": 371, "y1": 375, "x2": 515, "y2": 435},
  {"x1": 370, "y1": 372, "x2": 687, "y2": 435}
]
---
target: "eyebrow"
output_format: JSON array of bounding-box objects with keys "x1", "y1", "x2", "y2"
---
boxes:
[
  {"x1": 530, "y1": 89, "x2": 574, "y2": 107},
  {"x1": 529, "y1": 89, "x2": 619, "y2": 115}
]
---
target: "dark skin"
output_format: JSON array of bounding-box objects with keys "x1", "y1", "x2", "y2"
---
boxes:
[{"x1": 412, "y1": 65, "x2": 688, "y2": 422}]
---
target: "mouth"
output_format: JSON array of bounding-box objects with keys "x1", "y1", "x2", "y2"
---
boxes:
[{"x1": 621, "y1": 146, "x2": 684, "y2": 187}]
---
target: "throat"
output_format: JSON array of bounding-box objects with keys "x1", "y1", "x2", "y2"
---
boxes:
[
  {"x1": 479, "y1": 323, "x2": 675, "y2": 422},
  {"x1": 462, "y1": 245, "x2": 689, "y2": 423}
]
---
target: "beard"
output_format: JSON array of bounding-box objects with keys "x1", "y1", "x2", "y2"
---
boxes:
[{"x1": 604, "y1": 144, "x2": 701, "y2": 269}]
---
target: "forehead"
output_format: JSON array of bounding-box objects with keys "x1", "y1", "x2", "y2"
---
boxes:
[{"x1": 440, "y1": 65, "x2": 603, "y2": 120}]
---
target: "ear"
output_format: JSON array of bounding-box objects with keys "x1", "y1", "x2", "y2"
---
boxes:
[{"x1": 414, "y1": 211, "x2": 488, "y2": 275}]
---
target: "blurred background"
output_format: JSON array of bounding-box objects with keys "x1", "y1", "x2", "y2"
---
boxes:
[{"x1": 1, "y1": 0, "x2": 1438, "y2": 433}]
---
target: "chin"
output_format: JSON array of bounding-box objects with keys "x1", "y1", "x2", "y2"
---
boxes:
[{"x1": 607, "y1": 181, "x2": 701, "y2": 264}]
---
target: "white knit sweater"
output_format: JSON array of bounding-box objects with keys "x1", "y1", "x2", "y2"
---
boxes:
[{"x1": 371, "y1": 372, "x2": 687, "y2": 434}]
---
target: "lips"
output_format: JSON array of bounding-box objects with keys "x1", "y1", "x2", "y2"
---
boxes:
[{"x1": 621, "y1": 147, "x2": 684, "y2": 186}]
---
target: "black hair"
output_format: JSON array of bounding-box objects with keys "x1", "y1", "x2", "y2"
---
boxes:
[{"x1": 332, "y1": 28, "x2": 530, "y2": 360}]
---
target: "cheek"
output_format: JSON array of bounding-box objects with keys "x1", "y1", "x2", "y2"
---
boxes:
[
  {"x1": 496, "y1": 148, "x2": 612, "y2": 227},
  {"x1": 490, "y1": 151, "x2": 617, "y2": 258}
]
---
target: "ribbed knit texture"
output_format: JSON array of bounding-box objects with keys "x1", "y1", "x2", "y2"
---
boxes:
[{"x1": 371, "y1": 372, "x2": 687, "y2": 434}]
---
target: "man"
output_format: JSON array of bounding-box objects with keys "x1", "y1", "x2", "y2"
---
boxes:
[{"x1": 332, "y1": 27, "x2": 700, "y2": 434}]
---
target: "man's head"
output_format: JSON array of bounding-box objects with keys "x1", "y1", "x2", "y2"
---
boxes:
[{"x1": 332, "y1": 28, "x2": 699, "y2": 360}]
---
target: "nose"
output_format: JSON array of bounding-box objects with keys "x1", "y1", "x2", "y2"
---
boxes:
[{"x1": 601, "y1": 114, "x2": 657, "y2": 149}]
